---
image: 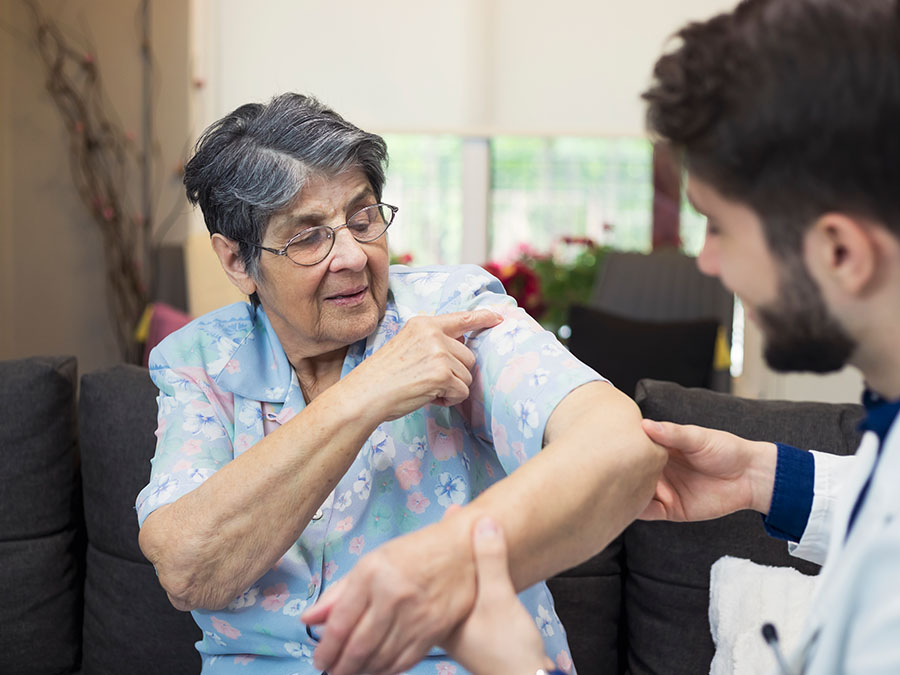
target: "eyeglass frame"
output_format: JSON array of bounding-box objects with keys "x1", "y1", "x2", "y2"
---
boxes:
[{"x1": 237, "y1": 202, "x2": 399, "y2": 267}]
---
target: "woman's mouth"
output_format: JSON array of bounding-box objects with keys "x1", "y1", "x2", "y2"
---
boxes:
[{"x1": 325, "y1": 286, "x2": 368, "y2": 306}]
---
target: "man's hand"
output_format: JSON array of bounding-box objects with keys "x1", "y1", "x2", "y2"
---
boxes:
[
  {"x1": 442, "y1": 517, "x2": 550, "y2": 675},
  {"x1": 639, "y1": 420, "x2": 778, "y2": 521},
  {"x1": 342, "y1": 309, "x2": 502, "y2": 423},
  {"x1": 301, "y1": 512, "x2": 477, "y2": 675}
]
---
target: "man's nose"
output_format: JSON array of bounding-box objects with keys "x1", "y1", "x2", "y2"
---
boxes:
[{"x1": 696, "y1": 233, "x2": 720, "y2": 277}]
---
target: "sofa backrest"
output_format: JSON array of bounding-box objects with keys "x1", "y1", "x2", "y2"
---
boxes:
[
  {"x1": 625, "y1": 379, "x2": 864, "y2": 675},
  {"x1": 0, "y1": 356, "x2": 82, "y2": 674},
  {"x1": 79, "y1": 363, "x2": 200, "y2": 674}
]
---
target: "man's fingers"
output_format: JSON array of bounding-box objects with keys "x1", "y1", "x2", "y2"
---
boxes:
[
  {"x1": 470, "y1": 517, "x2": 515, "y2": 600},
  {"x1": 438, "y1": 309, "x2": 503, "y2": 339},
  {"x1": 641, "y1": 419, "x2": 710, "y2": 455}
]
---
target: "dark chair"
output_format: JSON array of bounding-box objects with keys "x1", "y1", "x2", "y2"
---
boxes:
[
  {"x1": 567, "y1": 304, "x2": 719, "y2": 398},
  {"x1": 589, "y1": 249, "x2": 734, "y2": 391}
]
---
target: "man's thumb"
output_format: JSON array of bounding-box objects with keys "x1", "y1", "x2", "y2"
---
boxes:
[{"x1": 471, "y1": 517, "x2": 512, "y2": 589}]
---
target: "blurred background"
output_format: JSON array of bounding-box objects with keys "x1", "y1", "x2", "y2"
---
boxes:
[{"x1": 0, "y1": 0, "x2": 863, "y2": 402}]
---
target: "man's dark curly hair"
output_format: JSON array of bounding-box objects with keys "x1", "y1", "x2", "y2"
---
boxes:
[{"x1": 643, "y1": 0, "x2": 900, "y2": 256}]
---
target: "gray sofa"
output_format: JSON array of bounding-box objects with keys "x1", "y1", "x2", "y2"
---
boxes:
[{"x1": 0, "y1": 356, "x2": 864, "y2": 674}]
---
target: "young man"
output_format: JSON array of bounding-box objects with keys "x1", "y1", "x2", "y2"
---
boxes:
[{"x1": 444, "y1": 0, "x2": 900, "y2": 672}]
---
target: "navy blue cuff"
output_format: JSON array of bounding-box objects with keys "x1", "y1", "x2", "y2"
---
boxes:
[{"x1": 762, "y1": 443, "x2": 815, "y2": 542}]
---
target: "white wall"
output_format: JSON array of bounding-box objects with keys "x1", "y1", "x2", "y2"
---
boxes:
[
  {"x1": 735, "y1": 321, "x2": 865, "y2": 404},
  {"x1": 200, "y1": 0, "x2": 738, "y2": 136}
]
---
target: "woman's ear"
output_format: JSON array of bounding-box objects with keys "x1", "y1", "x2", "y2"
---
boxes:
[
  {"x1": 210, "y1": 234, "x2": 258, "y2": 296},
  {"x1": 805, "y1": 213, "x2": 878, "y2": 297}
]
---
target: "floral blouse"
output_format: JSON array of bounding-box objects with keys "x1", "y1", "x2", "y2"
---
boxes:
[{"x1": 136, "y1": 264, "x2": 603, "y2": 675}]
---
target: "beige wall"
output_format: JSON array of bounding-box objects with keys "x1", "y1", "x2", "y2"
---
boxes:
[
  {"x1": 1, "y1": 0, "x2": 190, "y2": 373},
  {"x1": 1, "y1": 0, "x2": 14, "y2": 358}
]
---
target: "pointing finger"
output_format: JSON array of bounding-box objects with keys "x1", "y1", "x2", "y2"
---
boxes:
[{"x1": 437, "y1": 309, "x2": 503, "y2": 339}]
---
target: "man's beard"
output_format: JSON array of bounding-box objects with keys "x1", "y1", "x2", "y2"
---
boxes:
[{"x1": 756, "y1": 260, "x2": 856, "y2": 373}]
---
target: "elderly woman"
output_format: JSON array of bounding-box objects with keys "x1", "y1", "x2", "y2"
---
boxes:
[{"x1": 137, "y1": 93, "x2": 663, "y2": 675}]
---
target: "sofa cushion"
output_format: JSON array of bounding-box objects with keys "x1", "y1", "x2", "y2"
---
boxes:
[
  {"x1": 82, "y1": 544, "x2": 200, "y2": 674},
  {"x1": 548, "y1": 535, "x2": 624, "y2": 673},
  {"x1": 0, "y1": 356, "x2": 82, "y2": 674},
  {"x1": 567, "y1": 305, "x2": 719, "y2": 398},
  {"x1": 79, "y1": 364, "x2": 200, "y2": 672},
  {"x1": 626, "y1": 379, "x2": 865, "y2": 675}
]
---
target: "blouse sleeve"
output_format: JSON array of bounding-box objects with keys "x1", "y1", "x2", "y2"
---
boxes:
[
  {"x1": 135, "y1": 344, "x2": 237, "y2": 527},
  {"x1": 442, "y1": 265, "x2": 606, "y2": 475}
]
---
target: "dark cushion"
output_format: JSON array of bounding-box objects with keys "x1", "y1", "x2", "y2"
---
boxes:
[
  {"x1": 79, "y1": 364, "x2": 200, "y2": 672},
  {"x1": 82, "y1": 544, "x2": 200, "y2": 674},
  {"x1": 625, "y1": 379, "x2": 865, "y2": 675},
  {"x1": 548, "y1": 535, "x2": 624, "y2": 673},
  {"x1": 567, "y1": 305, "x2": 719, "y2": 398},
  {"x1": 0, "y1": 356, "x2": 82, "y2": 674}
]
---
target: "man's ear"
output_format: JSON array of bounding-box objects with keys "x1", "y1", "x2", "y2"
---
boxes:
[
  {"x1": 805, "y1": 213, "x2": 879, "y2": 297},
  {"x1": 210, "y1": 233, "x2": 258, "y2": 296}
]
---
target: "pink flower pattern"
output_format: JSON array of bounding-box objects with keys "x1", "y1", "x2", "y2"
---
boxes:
[
  {"x1": 406, "y1": 491, "x2": 430, "y2": 514},
  {"x1": 556, "y1": 649, "x2": 573, "y2": 673},
  {"x1": 396, "y1": 458, "x2": 423, "y2": 490},
  {"x1": 426, "y1": 418, "x2": 463, "y2": 461},
  {"x1": 261, "y1": 583, "x2": 289, "y2": 612},
  {"x1": 211, "y1": 616, "x2": 241, "y2": 639},
  {"x1": 179, "y1": 438, "x2": 203, "y2": 455}
]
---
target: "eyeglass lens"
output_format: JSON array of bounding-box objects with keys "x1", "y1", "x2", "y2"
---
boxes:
[{"x1": 285, "y1": 204, "x2": 394, "y2": 265}]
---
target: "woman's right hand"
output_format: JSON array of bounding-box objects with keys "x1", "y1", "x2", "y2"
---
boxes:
[{"x1": 343, "y1": 308, "x2": 503, "y2": 422}]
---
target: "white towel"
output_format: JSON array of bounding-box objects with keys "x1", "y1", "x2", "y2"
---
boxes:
[{"x1": 709, "y1": 556, "x2": 817, "y2": 675}]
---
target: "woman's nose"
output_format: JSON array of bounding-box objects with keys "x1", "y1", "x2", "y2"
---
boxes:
[{"x1": 327, "y1": 228, "x2": 368, "y2": 272}]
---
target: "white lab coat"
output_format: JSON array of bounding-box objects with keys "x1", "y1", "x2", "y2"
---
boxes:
[{"x1": 785, "y1": 418, "x2": 900, "y2": 673}]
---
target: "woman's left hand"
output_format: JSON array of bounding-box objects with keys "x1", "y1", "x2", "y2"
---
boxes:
[{"x1": 301, "y1": 510, "x2": 478, "y2": 675}]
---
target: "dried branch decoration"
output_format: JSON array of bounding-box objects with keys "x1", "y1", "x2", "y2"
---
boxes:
[{"x1": 25, "y1": 0, "x2": 164, "y2": 362}]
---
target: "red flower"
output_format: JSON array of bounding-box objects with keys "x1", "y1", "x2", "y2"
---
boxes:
[{"x1": 483, "y1": 260, "x2": 546, "y2": 321}]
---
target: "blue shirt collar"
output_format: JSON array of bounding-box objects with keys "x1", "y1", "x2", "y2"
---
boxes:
[
  {"x1": 213, "y1": 302, "x2": 370, "y2": 407},
  {"x1": 859, "y1": 388, "x2": 900, "y2": 444}
]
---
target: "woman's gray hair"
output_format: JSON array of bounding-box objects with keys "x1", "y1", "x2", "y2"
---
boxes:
[{"x1": 183, "y1": 93, "x2": 388, "y2": 305}]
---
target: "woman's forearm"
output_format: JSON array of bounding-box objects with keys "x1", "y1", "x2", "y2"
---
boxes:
[
  {"x1": 460, "y1": 381, "x2": 667, "y2": 591},
  {"x1": 139, "y1": 381, "x2": 380, "y2": 611}
]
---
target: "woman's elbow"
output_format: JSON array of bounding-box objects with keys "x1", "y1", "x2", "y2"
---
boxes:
[{"x1": 139, "y1": 510, "x2": 221, "y2": 611}]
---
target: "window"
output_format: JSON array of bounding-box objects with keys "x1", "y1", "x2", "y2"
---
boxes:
[
  {"x1": 490, "y1": 136, "x2": 652, "y2": 259},
  {"x1": 384, "y1": 133, "x2": 709, "y2": 263},
  {"x1": 382, "y1": 134, "x2": 463, "y2": 265}
]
